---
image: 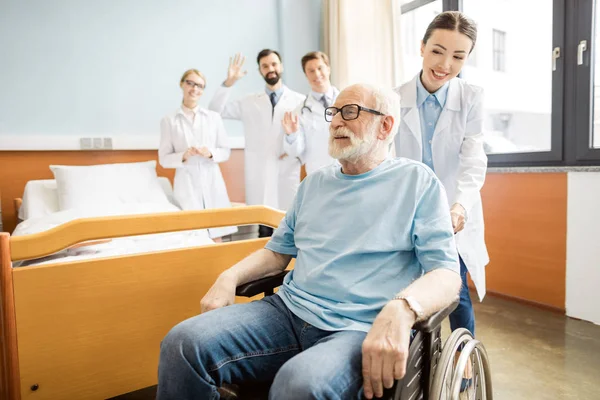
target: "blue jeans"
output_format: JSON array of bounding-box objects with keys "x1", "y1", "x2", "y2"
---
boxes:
[
  {"x1": 448, "y1": 257, "x2": 475, "y2": 336},
  {"x1": 157, "y1": 295, "x2": 367, "y2": 400}
]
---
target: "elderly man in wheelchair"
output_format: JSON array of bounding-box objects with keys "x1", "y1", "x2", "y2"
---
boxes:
[{"x1": 157, "y1": 84, "x2": 492, "y2": 400}]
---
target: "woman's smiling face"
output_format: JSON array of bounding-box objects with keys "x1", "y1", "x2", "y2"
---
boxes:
[{"x1": 420, "y1": 29, "x2": 473, "y2": 92}]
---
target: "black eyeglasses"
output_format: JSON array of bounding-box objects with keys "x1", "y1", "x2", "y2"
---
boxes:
[
  {"x1": 185, "y1": 80, "x2": 206, "y2": 90},
  {"x1": 324, "y1": 104, "x2": 385, "y2": 122}
]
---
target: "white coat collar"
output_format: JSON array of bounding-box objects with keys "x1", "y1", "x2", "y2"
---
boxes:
[
  {"x1": 398, "y1": 74, "x2": 461, "y2": 112},
  {"x1": 306, "y1": 86, "x2": 340, "y2": 110},
  {"x1": 176, "y1": 105, "x2": 209, "y2": 117},
  {"x1": 259, "y1": 84, "x2": 290, "y2": 99},
  {"x1": 396, "y1": 74, "x2": 463, "y2": 143},
  {"x1": 310, "y1": 85, "x2": 337, "y2": 102}
]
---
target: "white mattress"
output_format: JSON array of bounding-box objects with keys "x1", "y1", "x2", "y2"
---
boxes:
[{"x1": 13, "y1": 202, "x2": 213, "y2": 267}]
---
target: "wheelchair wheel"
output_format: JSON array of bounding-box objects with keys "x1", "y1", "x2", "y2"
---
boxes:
[
  {"x1": 429, "y1": 328, "x2": 472, "y2": 399},
  {"x1": 450, "y1": 338, "x2": 493, "y2": 400}
]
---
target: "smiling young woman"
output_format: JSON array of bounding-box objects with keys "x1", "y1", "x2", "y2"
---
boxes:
[{"x1": 393, "y1": 11, "x2": 487, "y2": 393}]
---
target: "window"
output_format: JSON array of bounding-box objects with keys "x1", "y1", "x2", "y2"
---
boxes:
[
  {"x1": 492, "y1": 30, "x2": 506, "y2": 72},
  {"x1": 462, "y1": 0, "x2": 556, "y2": 158},
  {"x1": 467, "y1": 46, "x2": 477, "y2": 67},
  {"x1": 400, "y1": 0, "x2": 443, "y2": 78}
]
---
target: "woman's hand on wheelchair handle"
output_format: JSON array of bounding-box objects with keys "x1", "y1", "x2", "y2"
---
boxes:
[
  {"x1": 200, "y1": 273, "x2": 237, "y2": 313},
  {"x1": 361, "y1": 301, "x2": 416, "y2": 399}
]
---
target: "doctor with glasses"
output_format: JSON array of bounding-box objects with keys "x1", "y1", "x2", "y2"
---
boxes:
[{"x1": 159, "y1": 69, "x2": 237, "y2": 240}]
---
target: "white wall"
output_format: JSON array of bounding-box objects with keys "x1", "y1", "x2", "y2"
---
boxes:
[
  {"x1": 566, "y1": 172, "x2": 600, "y2": 325},
  {"x1": 278, "y1": 0, "x2": 323, "y2": 94},
  {"x1": 0, "y1": 0, "x2": 321, "y2": 149}
]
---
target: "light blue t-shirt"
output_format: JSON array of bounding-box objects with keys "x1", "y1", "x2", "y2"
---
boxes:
[
  {"x1": 265, "y1": 158, "x2": 459, "y2": 333},
  {"x1": 416, "y1": 75, "x2": 449, "y2": 172}
]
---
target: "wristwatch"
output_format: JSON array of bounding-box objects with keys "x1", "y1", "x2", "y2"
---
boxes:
[{"x1": 393, "y1": 295, "x2": 424, "y2": 321}]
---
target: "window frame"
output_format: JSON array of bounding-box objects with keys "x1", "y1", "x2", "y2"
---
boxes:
[
  {"x1": 400, "y1": 0, "x2": 439, "y2": 14},
  {"x1": 492, "y1": 29, "x2": 506, "y2": 72},
  {"x1": 573, "y1": 0, "x2": 600, "y2": 163}
]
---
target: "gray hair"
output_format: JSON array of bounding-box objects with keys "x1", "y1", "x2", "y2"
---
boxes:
[
  {"x1": 370, "y1": 85, "x2": 401, "y2": 145},
  {"x1": 337, "y1": 83, "x2": 401, "y2": 146},
  {"x1": 347, "y1": 84, "x2": 400, "y2": 145}
]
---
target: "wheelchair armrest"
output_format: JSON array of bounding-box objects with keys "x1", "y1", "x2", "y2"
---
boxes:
[
  {"x1": 235, "y1": 271, "x2": 289, "y2": 297},
  {"x1": 412, "y1": 298, "x2": 459, "y2": 333}
]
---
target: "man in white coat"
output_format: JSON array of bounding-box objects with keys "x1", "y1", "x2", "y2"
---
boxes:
[
  {"x1": 209, "y1": 50, "x2": 304, "y2": 237},
  {"x1": 282, "y1": 51, "x2": 339, "y2": 175}
]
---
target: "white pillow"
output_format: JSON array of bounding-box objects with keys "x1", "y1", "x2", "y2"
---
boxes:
[
  {"x1": 157, "y1": 176, "x2": 179, "y2": 207},
  {"x1": 19, "y1": 180, "x2": 60, "y2": 220},
  {"x1": 50, "y1": 161, "x2": 171, "y2": 211}
]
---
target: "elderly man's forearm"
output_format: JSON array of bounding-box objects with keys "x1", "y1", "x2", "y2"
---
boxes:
[
  {"x1": 395, "y1": 268, "x2": 462, "y2": 319},
  {"x1": 220, "y1": 249, "x2": 292, "y2": 287}
]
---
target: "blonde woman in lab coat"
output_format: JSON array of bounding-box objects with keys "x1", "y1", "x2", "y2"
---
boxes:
[
  {"x1": 394, "y1": 11, "x2": 488, "y2": 392},
  {"x1": 159, "y1": 69, "x2": 237, "y2": 240}
]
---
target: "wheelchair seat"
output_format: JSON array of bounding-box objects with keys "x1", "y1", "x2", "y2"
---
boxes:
[{"x1": 219, "y1": 271, "x2": 493, "y2": 400}]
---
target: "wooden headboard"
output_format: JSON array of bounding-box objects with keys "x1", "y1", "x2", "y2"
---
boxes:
[{"x1": 0, "y1": 150, "x2": 246, "y2": 233}]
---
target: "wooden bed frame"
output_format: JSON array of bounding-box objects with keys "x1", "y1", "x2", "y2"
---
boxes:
[{"x1": 0, "y1": 206, "x2": 286, "y2": 400}]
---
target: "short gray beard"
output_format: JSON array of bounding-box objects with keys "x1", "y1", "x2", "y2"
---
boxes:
[{"x1": 328, "y1": 124, "x2": 377, "y2": 162}]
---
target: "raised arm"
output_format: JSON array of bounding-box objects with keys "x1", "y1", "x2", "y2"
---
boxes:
[
  {"x1": 282, "y1": 110, "x2": 306, "y2": 159},
  {"x1": 208, "y1": 53, "x2": 247, "y2": 120}
]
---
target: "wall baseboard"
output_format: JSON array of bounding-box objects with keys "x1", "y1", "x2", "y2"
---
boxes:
[{"x1": 484, "y1": 289, "x2": 565, "y2": 314}]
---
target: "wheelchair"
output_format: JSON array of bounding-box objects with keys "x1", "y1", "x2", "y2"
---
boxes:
[{"x1": 218, "y1": 271, "x2": 494, "y2": 400}]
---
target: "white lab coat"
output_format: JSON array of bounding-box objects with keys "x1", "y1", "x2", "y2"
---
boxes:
[
  {"x1": 283, "y1": 87, "x2": 340, "y2": 175},
  {"x1": 394, "y1": 75, "x2": 489, "y2": 300},
  {"x1": 159, "y1": 106, "x2": 237, "y2": 239},
  {"x1": 209, "y1": 85, "x2": 304, "y2": 211}
]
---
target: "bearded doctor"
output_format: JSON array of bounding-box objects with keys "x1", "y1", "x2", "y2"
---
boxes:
[{"x1": 209, "y1": 50, "x2": 304, "y2": 237}]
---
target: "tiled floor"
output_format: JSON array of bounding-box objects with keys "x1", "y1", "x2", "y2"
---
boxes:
[{"x1": 465, "y1": 294, "x2": 600, "y2": 400}]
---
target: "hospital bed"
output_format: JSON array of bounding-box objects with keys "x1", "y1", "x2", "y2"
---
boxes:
[
  {"x1": 0, "y1": 204, "x2": 284, "y2": 399},
  {"x1": 10, "y1": 161, "x2": 242, "y2": 267}
]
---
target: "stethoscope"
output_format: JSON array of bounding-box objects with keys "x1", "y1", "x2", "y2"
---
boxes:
[{"x1": 301, "y1": 95, "x2": 313, "y2": 114}]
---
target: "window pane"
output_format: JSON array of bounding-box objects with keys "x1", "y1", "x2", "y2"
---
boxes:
[
  {"x1": 463, "y1": 0, "x2": 553, "y2": 154},
  {"x1": 593, "y1": 1, "x2": 600, "y2": 148},
  {"x1": 400, "y1": 0, "x2": 443, "y2": 78}
]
